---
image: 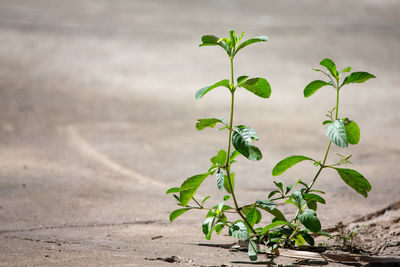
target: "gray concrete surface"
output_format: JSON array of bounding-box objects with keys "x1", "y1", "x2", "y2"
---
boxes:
[{"x1": 0, "y1": 0, "x2": 399, "y2": 265}]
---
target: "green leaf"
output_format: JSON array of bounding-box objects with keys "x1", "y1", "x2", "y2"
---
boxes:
[
  {"x1": 235, "y1": 36, "x2": 268, "y2": 55},
  {"x1": 217, "y1": 200, "x2": 225, "y2": 214},
  {"x1": 344, "y1": 120, "x2": 360, "y2": 145},
  {"x1": 301, "y1": 231, "x2": 315, "y2": 246},
  {"x1": 196, "y1": 118, "x2": 226, "y2": 130},
  {"x1": 201, "y1": 196, "x2": 211, "y2": 205},
  {"x1": 208, "y1": 166, "x2": 217, "y2": 175},
  {"x1": 256, "y1": 199, "x2": 275, "y2": 210},
  {"x1": 268, "y1": 190, "x2": 280, "y2": 199},
  {"x1": 334, "y1": 168, "x2": 371, "y2": 197},
  {"x1": 297, "y1": 179, "x2": 309, "y2": 189},
  {"x1": 219, "y1": 37, "x2": 232, "y2": 48},
  {"x1": 199, "y1": 35, "x2": 230, "y2": 55},
  {"x1": 260, "y1": 220, "x2": 291, "y2": 235},
  {"x1": 320, "y1": 58, "x2": 338, "y2": 78},
  {"x1": 310, "y1": 189, "x2": 326, "y2": 194},
  {"x1": 322, "y1": 120, "x2": 333, "y2": 125},
  {"x1": 245, "y1": 206, "x2": 259, "y2": 227},
  {"x1": 326, "y1": 119, "x2": 348, "y2": 148},
  {"x1": 239, "y1": 77, "x2": 271, "y2": 99},
  {"x1": 216, "y1": 170, "x2": 224, "y2": 191},
  {"x1": 257, "y1": 200, "x2": 286, "y2": 222},
  {"x1": 237, "y1": 75, "x2": 249, "y2": 86},
  {"x1": 215, "y1": 222, "x2": 225, "y2": 234},
  {"x1": 294, "y1": 234, "x2": 307, "y2": 245},
  {"x1": 169, "y1": 208, "x2": 190, "y2": 222},
  {"x1": 316, "y1": 230, "x2": 333, "y2": 238},
  {"x1": 166, "y1": 187, "x2": 180, "y2": 194},
  {"x1": 179, "y1": 173, "x2": 209, "y2": 206},
  {"x1": 207, "y1": 205, "x2": 233, "y2": 217},
  {"x1": 291, "y1": 190, "x2": 306, "y2": 211},
  {"x1": 342, "y1": 67, "x2": 352, "y2": 73},
  {"x1": 229, "y1": 221, "x2": 249, "y2": 241},
  {"x1": 342, "y1": 72, "x2": 376, "y2": 85},
  {"x1": 286, "y1": 184, "x2": 295, "y2": 194},
  {"x1": 303, "y1": 193, "x2": 325, "y2": 211},
  {"x1": 272, "y1": 155, "x2": 314, "y2": 176},
  {"x1": 274, "y1": 181, "x2": 284, "y2": 192},
  {"x1": 303, "y1": 193, "x2": 326, "y2": 204},
  {"x1": 195, "y1": 79, "x2": 230, "y2": 100},
  {"x1": 206, "y1": 222, "x2": 224, "y2": 240},
  {"x1": 237, "y1": 32, "x2": 245, "y2": 43},
  {"x1": 229, "y1": 30, "x2": 237, "y2": 48},
  {"x1": 232, "y1": 130, "x2": 262, "y2": 161},
  {"x1": 303, "y1": 80, "x2": 331, "y2": 97},
  {"x1": 223, "y1": 173, "x2": 235, "y2": 193},
  {"x1": 202, "y1": 216, "x2": 215, "y2": 239},
  {"x1": 235, "y1": 126, "x2": 259, "y2": 142},
  {"x1": 229, "y1": 150, "x2": 240, "y2": 163},
  {"x1": 298, "y1": 209, "x2": 321, "y2": 233},
  {"x1": 248, "y1": 240, "x2": 258, "y2": 261},
  {"x1": 307, "y1": 200, "x2": 318, "y2": 211},
  {"x1": 210, "y1": 150, "x2": 227, "y2": 165}
]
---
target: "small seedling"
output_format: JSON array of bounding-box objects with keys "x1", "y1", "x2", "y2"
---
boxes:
[
  {"x1": 167, "y1": 31, "x2": 376, "y2": 261},
  {"x1": 334, "y1": 226, "x2": 364, "y2": 251}
]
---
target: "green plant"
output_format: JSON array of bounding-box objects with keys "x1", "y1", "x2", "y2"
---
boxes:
[
  {"x1": 263, "y1": 59, "x2": 376, "y2": 256},
  {"x1": 334, "y1": 227, "x2": 362, "y2": 251},
  {"x1": 167, "y1": 31, "x2": 376, "y2": 261},
  {"x1": 167, "y1": 30, "x2": 271, "y2": 260}
]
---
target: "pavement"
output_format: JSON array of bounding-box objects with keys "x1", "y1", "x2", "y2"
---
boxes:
[{"x1": 0, "y1": 0, "x2": 399, "y2": 266}]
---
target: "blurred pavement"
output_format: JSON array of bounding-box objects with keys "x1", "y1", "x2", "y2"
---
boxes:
[{"x1": 0, "y1": 0, "x2": 399, "y2": 265}]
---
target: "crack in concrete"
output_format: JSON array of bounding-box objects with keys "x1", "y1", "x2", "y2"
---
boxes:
[
  {"x1": 0, "y1": 220, "x2": 161, "y2": 234},
  {"x1": 3, "y1": 235, "x2": 79, "y2": 246}
]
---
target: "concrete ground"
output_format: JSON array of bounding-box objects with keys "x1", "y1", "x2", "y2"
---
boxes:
[{"x1": 0, "y1": 0, "x2": 399, "y2": 266}]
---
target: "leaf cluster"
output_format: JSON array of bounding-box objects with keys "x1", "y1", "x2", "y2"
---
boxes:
[{"x1": 199, "y1": 30, "x2": 268, "y2": 58}]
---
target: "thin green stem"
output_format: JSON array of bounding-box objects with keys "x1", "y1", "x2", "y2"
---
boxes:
[
  {"x1": 225, "y1": 56, "x2": 256, "y2": 235},
  {"x1": 192, "y1": 197, "x2": 203, "y2": 208},
  {"x1": 320, "y1": 70, "x2": 336, "y2": 86},
  {"x1": 322, "y1": 141, "x2": 332, "y2": 165},
  {"x1": 306, "y1": 79, "x2": 340, "y2": 192},
  {"x1": 230, "y1": 57, "x2": 234, "y2": 89},
  {"x1": 288, "y1": 220, "x2": 301, "y2": 241},
  {"x1": 306, "y1": 165, "x2": 324, "y2": 193},
  {"x1": 335, "y1": 85, "x2": 339, "y2": 120}
]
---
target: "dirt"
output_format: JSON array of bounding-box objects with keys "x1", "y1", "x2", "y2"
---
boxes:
[
  {"x1": 323, "y1": 202, "x2": 400, "y2": 257},
  {"x1": 0, "y1": 0, "x2": 399, "y2": 266}
]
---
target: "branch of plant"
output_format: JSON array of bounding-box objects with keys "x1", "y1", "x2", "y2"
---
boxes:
[
  {"x1": 287, "y1": 220, "x2": 301, "y2": 242},
  {"x1": 320, "y1": 70, "x2": 336, "y2": 86},
  {"x1": 224, "y1": 56, "x2": 257, "y2": 235},
  {"x1": 306, "y1": 80, "x2": 340, "y2": 193},
  {"x1": 192, "y1": 197, "x2": 203, "y2": 208},
  {"x1": 238, "y1": 195, "x2": 289, "y2": 211}
]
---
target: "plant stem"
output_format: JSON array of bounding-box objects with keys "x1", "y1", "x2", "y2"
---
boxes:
[
  {"x1": 335, "y1": 83, "x2": 340, "y2": 120},
  {"x1": 192, "y1": 197, "x2": 203, "y2": 208},
  {"x1": 288, "y1": 220, "x2": 301, "y2": 241},
  {"x1": 307, "y1": 80, "x2": 340, "y2": 192},
  {"x1": 322, "y1": 141, "x2": 332, "y2": 165},
  {"x1": 306, "y1": 165, "x2": 323, "y2": 192},
  {"x1": 225, "y1": 56, "x2": 256, "y2": 235},
  {"x1": 230, "y1": 57, "x2": 235, "y2": 89}
]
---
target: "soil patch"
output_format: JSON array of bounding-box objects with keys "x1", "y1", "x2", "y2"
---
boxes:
[{"x1": 323, "y1": 201, "x2": 400, "y2": 257}]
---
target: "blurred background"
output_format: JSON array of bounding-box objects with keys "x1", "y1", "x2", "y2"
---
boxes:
[{"x1": 0, "y1": 0, "x2": 399, "y2": 264}]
